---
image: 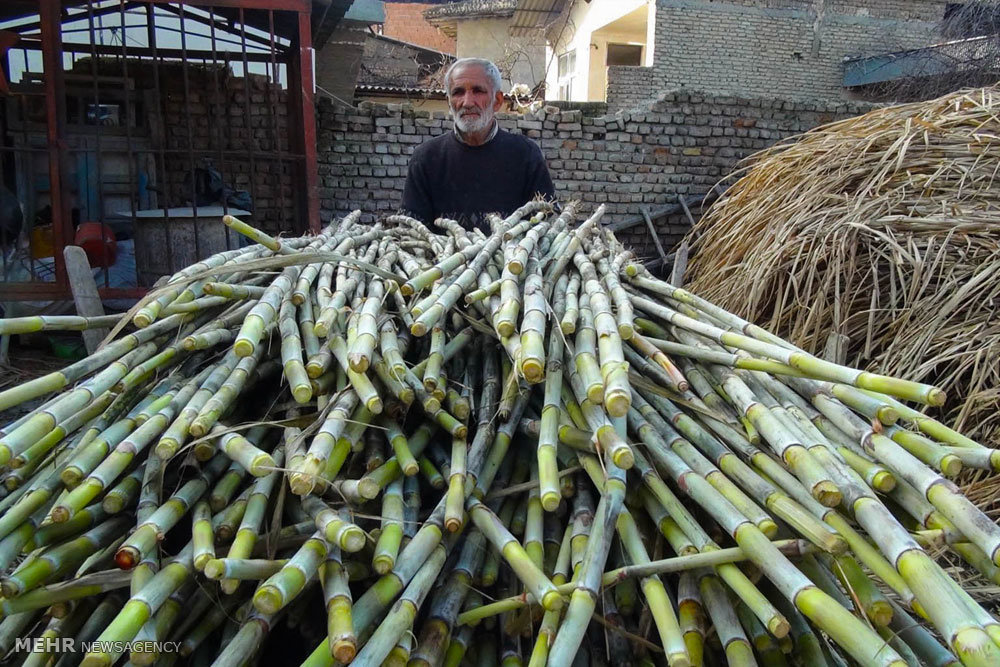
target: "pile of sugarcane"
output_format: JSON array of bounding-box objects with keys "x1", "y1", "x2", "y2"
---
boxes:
[{"x1": 0, "y1": 200, "x2": 998, "y2": 667}]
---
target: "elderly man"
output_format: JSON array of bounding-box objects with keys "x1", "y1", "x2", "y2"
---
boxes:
[{"x1": 402, "y1": 58, "x2": 555, "y2": 232}]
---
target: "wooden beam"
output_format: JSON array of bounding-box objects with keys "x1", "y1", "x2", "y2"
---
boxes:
[{"x1": 64, "y1": 246, "x2": 109, "y2": 354}]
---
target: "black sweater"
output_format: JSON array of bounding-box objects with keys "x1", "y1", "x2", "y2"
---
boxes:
[{"x1": 401, "y1": 129, "x2": 555, "y2": 232}]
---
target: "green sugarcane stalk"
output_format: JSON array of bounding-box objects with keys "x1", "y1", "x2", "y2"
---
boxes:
[
  {"x1": 300, "y1": 496, "x2": 450, "y2": 667},
  {"x1": 101, "y1": 463, "x2": 144, "y2": 514},
  {"x1": 0, "y1": 516, "x2": 130, "y2": 597},
  {"x1": 410, "y1": 530, "x2": 487, "y2": 667},
  {"x1": 253, "y1": 529, "x2": 327, "y2": 614},
  {"x1": 115, "y1": 454, "x2": 228, "y2": 569},
  {"x1": 300, "y1": 494, "x2": 367, "y2": 553},
  {"x1": 79, "y1": 544, "x2": 195, "y2": 667},
  {"x1": 373, "y1": 476, "x2": 405, "y2": 574}
]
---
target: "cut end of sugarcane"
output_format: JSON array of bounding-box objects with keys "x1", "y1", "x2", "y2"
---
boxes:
[
  {"x1": 758, "y1": 519, "x2": 779, "y2": 538},
  {"x1": 366, "y1": 397, "x2": 384, "y2": 415},
  {"x1": 611, "y1": 445, "x2": 634, "y2": 470},
  {"x1": 868, "y1": 601, "x2": 893, "y2": 627},
  {"x1": 358, "y1": 478, "x2": 380, "y2": 500},
  {"x1": 59, "y1": 469, "x2": 83, "y2": 489},
  {"x1": 618, "y1": 323, "x2": 634, "y2": 340},
  {"x1": 666, "y1": 651, "x2": 692, "y2": 667},
  {"x1": 193, "y1": 553, "x2": 212, "y2": 572},
  {"x1": 541, "y1": 491, "x2": 561, "y2": 513},
  {"x1": 203, "y1": 559, "x2": 225, "y2": 579},
  {"x1": 372, "y1": 555, "x2": 394, "y2": 575},
  {"x1": 114, "y1": 545, "x2": 141, "y2": 570},
  {"x1": 561, "y1": 322, "x2": 576, "y2": 335},
  {"x1": 253, "y1": 585, "x2": 283, "y2": 615},
  {"x1": 940, "y1": 454, "x2": 963, "y2": 478},
  {"x1": 953, "y1": 626, "x2": 1000, "y2": 665},
  {"x1": 871, "y1": 470, "x2": 896, "y2": 493},
  {"x1": 541, "y1": 590, "x2": 565, "y2": 612},
  {"x1": 812, "y1": 481, "x2": 842, "y2": 508},
  {"x1": 496, "y1": 320, "x2": 516, "y2": 339},
  {"x1": 233, "y1": 338, "x2": 256, "y2": 358},
  {"x1": 0, "y1": 579, "x2": 19, "y2": 599},
  {"x1": 410, "y1": 321, "x2": 429, "y2": 337},
  {"x1": 604, "y1": 390, "x2": 631, "y2": 418},
  {"x1": 292, "y1": 384, "x2": 313, "y2": 405},
  {"x1": 49, "y1": 505, "x2": 71, "y2": 523},
  {"x1": 586, "y1": 382, "x2": 604, "y2": 406},
  {"x1": 250, "y1": 453, "x2": 277, "y2": 477},
  {"x1": 340, "y1": 526, "x2": 367, "y2": 553},
  {"x1": 154, "y1": 441, "x2": 178, "y2": 461},
  {"x1": 767, "y1": 616, "x2": 791, "y2": 640},
  {"x1": 133, "y1": 312, "x2": 153, "y2": 329},
  {"x1": 928, "y1": 388, "x2": 947, "y2": 407},
  {"x1": 332, "y1": 640, "x2": 358, "y2": 664},
  {"x1": 520, "y1": 357, "x2": 545, "y2": 384},
  {"x1": 876, "y1": 406, "x2": 899, "y2": 425},
  {"x1": 444, "y1": 516, "x2": 464, "y2": 533},
  {"x1": 102, "y1": 497, "x2": 125, "y2": 514},
  {"x1": 288, "y1": 472, "x2": 317, "y2": 496}
]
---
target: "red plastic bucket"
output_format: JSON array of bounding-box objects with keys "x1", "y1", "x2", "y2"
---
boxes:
[{"x1": 74, "y1": 222, "x2": 117, "y2": 268}]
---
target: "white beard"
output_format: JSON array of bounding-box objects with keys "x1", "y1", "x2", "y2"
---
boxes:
[{"x1": 452, "y1": 107, "x2": 494, "y2": 135}]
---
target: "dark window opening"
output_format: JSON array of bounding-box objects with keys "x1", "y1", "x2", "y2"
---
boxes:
[{"x1": 606, "y1": 43, "x2": 643, "y2": 67}]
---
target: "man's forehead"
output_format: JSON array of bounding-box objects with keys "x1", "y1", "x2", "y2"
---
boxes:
[{"x1": 450, "y1": 65, "x2": 491, "y2": 88}]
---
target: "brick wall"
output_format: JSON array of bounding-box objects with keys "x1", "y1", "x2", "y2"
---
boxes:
[
  {"x1": 316, "y1": 90, "x2": 873, "y2": 257},
  {"x1": 605, "y1": 0, "x2": 947, "y2": 111},
  {"x1": 159, "y1": 68, "x2": 294, "y2": 233},
  {"x1": 383, "y1": 2, "x2": 456, "y2": 54}
]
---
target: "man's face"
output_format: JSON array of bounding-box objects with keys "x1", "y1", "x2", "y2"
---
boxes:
[{"x1": 448, "y1": 65, "x2": 503, "y2": 135}]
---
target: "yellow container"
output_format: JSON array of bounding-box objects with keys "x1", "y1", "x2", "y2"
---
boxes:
[{"x1": 29, "y1": 224, "x2": 55, "y2": 259}]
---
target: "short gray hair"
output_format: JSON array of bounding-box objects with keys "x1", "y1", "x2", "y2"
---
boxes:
[{"x1": 444, "y1": 58, "x2": 503, "y2": 96}]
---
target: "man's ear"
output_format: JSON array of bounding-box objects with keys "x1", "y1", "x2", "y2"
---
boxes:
[{"x1": 492, "y1": 90, "x2": 504, "y2": 112}]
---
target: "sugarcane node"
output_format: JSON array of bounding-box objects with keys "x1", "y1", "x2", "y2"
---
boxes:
[{"x1": 445, "y1": 516, "x2": 463, "y2": 533}]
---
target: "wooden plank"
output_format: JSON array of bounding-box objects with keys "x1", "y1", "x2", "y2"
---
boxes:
[
  {"x1": 63, "y1": 245, "x2": 109, "y2": 354},
  {"x1": 823, "y1": 332, "x2": 850, "y2": 365},
  {"x1": 640, "y1": 206, "x2": 670, "y2": 268},
  {"x1": 670, "y1": 240, "x2": 689, "y2": 287}
]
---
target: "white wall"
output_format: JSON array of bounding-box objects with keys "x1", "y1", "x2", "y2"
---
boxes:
[
  {"x1": 456, "y1": 18, "x2": 547, "y2": 91},
  {"x1": 546, "y1": 0, "x2": 654, "y2": 101}
]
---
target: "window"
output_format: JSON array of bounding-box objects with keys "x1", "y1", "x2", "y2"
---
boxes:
[
  {"x1": 557, "y1": 50, "x2": 575, "y2": 101},
  {"x1": 607, "y1": 43, "x2": 643, "y2": 67}
]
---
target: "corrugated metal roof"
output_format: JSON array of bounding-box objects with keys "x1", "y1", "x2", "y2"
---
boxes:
[
  {"x1": 424, "y1": 0, "x2": 517, "y2": 22},
  {"x1": 510, "y1": 0, "x2": 568, "y2": 35}
]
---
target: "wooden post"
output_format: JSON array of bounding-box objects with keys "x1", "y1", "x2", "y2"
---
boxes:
[
  {"x1": 823, "y1": 332, "x2": 850, "y2": 365},
  {"x1": 63, "y1": 245, "x2": 108, "y2": 354},
  {"x1": 670, "y1": 241, "x2": 689, "y2": 287}
]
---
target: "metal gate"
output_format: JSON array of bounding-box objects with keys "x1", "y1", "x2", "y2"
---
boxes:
[{"x1": 0, "y1": 0, "x2": 319, "y2": 302}]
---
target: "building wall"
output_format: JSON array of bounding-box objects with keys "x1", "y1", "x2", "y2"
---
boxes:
[
  {"x1": 547, "y1": 0, "x2": 654, "y2": 102},
  {"x1": 611, "y1": 0, "x2": 948, "y2": 107},
  {"x1": 315, "y1": 90, "x2": 871, "y2": 255},
  {"x1": 456, "y1": 18, "x2": 548, "y2": 90},
  {"x1": 383, "y1": 2, "x2": 456, "y2": 53},
  {"x1": 315, "y1": 25, "x2": 367, "y2": 106}
]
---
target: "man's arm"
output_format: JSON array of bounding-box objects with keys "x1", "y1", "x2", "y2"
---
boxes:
[{"x1": 401, "y1": 152, "x2": 434, "y2": 223}]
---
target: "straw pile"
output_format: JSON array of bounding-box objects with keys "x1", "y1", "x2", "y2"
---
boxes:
[{"x1": 686, "y1": 85, "x2": 1000, "y2": 453}]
